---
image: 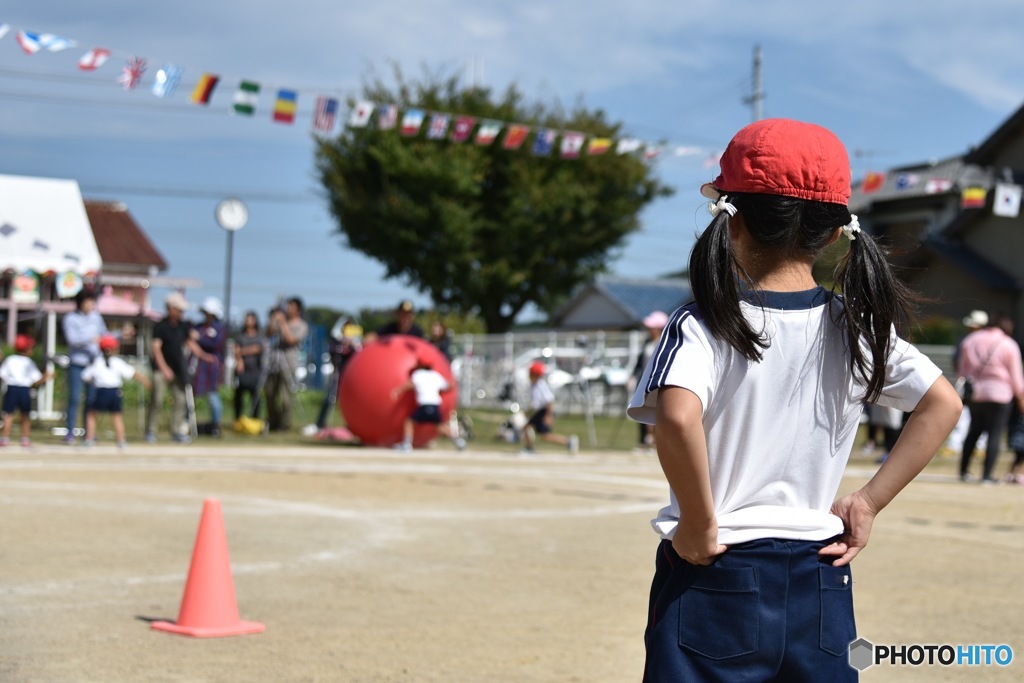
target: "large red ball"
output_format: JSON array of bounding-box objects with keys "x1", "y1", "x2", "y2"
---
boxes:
[{"x1": 339, "y1": 335, "x2": 457, "y2": 447}]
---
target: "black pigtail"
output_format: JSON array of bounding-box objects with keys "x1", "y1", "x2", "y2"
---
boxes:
[
  {"x1": 834, "y1": 232, "x2": 916, "y2": 402},
  {"x1": 690, "y1": 211, "x2": 768, "y2": 361}
]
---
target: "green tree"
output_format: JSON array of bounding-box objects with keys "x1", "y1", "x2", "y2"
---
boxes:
[
  {"x1": 304, "y1": 305, "x2": 347, "y2": 330},
  {"x1": 315, "y1": 69, "x2": 672, "y2": 332}
]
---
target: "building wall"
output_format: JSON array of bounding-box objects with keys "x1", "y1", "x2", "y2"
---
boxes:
[
  {"x1": 909, "y1": 262, "x2": 1015, "y2": 323},
  {"x1": 988, "y1": 133, "x2": 1024, "y2": 167},
  {"x1": 963, "y1": 213, "x2": 1024, "y2": 282},
  {"x1": 960, "y1": 133, "x2": 1024, "y2": 329}
]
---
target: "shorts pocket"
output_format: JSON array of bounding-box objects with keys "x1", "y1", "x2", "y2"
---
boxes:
[
  {"x1": 819, "y1": 563, "x2": 856, "y2": 656},
  {"x1": 678, "y1": 565, "x2": 759, "y2": 660}
]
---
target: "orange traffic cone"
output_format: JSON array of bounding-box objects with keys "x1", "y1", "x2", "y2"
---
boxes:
[{"x1": 151, "y1": 498, "x2": 265, "y2": 638}]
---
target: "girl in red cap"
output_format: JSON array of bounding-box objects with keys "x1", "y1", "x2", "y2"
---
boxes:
[
  {"x1": 0, "y1": 335, "x2": 52, "y2": 447},
  {"x1": 521, "y1": 361, "x2": 578, "y2": 455},
  {"x1": 628, "y1": 119, "x2": 962, "y2": 681},
  {"x1": 82, "y1": 335, "x2": 152, "y2": 448}
]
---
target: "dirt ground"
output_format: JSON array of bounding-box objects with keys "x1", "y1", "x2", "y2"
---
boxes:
[{"x1": 0, "y1": 442, "x2": 1021, "y2": 682}]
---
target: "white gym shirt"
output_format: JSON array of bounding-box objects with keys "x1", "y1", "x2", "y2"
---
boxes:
[
  {"x1": 82, "y1": 356, "x2": 137, "y2": 389},
  {"x1": 628, "y1": 287, "x2": 942, "y2": 545},
  {"x1": 411, "y1": 369, "x2": 449, "y2": 406},
  {"x1": 0, "y1": 355, "x2": 42, "y2": 387}
]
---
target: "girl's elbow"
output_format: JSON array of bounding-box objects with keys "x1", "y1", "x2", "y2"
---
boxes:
[
  {"x1": 928, "y1": 377, "x2": 963, "y2": 427},
  {"x1": 946, "y1": 395, "x2": 964, "y2": 428}
]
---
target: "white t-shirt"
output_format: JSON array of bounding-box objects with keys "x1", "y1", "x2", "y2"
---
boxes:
[
  {"x1": 82, "y1": 356, "x2": 137, "y2": 389},
  {"x1": 411, "y1": 369, "x2": 449, "y2": 406},
  {"x1": 529, "y1": 378, "x2": 554, "y2": 410},
  {"x1": 0, "y1": 355, "x2": 43, "y2": 387},
  {"x1": 628, "y1": 288, "x2": 942, "y2": 545}
]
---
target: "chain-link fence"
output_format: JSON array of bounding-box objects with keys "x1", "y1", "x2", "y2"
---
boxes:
[
  {"x1": 450, "y1": 330, "x2": 648, "y2": 417},
  {"x1": 448, "y1": 333, "x2": 958, "y2": 417},
  {"x1": 918, "y1": 344, "x2": 955, "y2": 381}
]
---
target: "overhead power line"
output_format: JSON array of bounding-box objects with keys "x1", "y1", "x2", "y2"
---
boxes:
[
  {"x1": 0, "y1": 86, "x2": 232, "y2": 115},
  {"x1": 79, "y1": 183, "x2": 321, "y2": 203}
]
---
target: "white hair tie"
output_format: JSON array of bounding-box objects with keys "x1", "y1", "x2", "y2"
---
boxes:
[
  {"x1": 708, "y1": 195, "x2": 738, "y2": 218},
  {"x1": 841, "y1": 214, "x2": 861, "y2": 241}
]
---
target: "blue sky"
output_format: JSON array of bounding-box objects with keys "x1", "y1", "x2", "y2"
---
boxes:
[{"x1": 3, "y1": 1, "x2": 1023, "y2": 325}]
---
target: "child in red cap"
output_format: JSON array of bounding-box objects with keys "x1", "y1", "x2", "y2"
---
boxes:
[
  {"x1": 521, "y1": 361, "x2": 578, "y2": 455},
  {"x1": 390, "y1": 354, "x2": 465, "y2": 451},
  {"x1": 0, "y1": 335, "x2": 53, "y2": 447},
  {"x1": 82, "y1": 335, "x2": 152, "y2": 448},
  {"x1": 628, "y1": 119, "x2": 962, "y2": 681}
]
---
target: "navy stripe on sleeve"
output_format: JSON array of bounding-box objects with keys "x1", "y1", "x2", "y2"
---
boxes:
[{"x1": 645, "y1": 305, "x2": 695, "y2": 395}]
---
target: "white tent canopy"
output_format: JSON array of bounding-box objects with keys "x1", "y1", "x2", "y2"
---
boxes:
[{"x1": 0, "y1": 174, "x2": 102, "y2": 274}]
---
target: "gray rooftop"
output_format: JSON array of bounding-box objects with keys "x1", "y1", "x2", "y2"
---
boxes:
[
  {"x1": 849, "y1": 156, "x2": 993, "y2": 213},
  {"x1": 594, "y1": 276, "x2": 693, "y2": 321}
]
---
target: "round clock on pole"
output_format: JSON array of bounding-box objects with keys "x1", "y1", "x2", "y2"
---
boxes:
[
  {"x1": 215, "y1": 198, "x2": 248, "y2": 335},
  {"x1": 215, "y1": 197, "x2": 249, "y2": 231}
]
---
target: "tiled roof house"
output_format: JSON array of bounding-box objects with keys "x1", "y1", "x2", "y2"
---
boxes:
[
  {"x1": 84, "y1": 201, "x2": 169, "y2": 316},
  {"x1": 551, "y1": 276, "x2": 692, "y2": 330},
  {"x1": 851, "y1": 102, "x2": 1024, "y2": 327}
]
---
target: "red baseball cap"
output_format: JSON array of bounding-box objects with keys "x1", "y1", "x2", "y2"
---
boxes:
[
  {"x1": 99, "y1": 335, "x2": 119, "y2": 351},
  {"x1": 701, "y1": 118, "x2": 851, "y2": 206},
  {"x1": 529, "y1": 361, "x2": 546, "y2": 377},
  {"x1": 14, "y1": 334, "x2": 34, "y2": 353}
]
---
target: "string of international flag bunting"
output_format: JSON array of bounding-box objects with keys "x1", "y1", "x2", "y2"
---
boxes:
[
  {"x1": 0, "y1": 23, "x2": 713, "y2": 162},
  {"x1": 860, "y1": 171, "x2": 1023, "y2": 219}
]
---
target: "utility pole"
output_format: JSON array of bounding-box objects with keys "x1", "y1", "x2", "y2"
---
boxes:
[
  {"x1": 465, "y1": 56, "x2": 485, "y2": 88},
  {"x1": 743, "y1": 44, "x2": 765, "y2": 123}
]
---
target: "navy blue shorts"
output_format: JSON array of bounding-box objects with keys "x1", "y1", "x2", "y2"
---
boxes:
[
  {"x1": 411, "y1": 404, "x2": 442, "y2": 424},
  {"x1": 527, "y1": 408, "x2": 552, "y2": 434},
  {"x1": 644, "y1": 537, "x2": 856, "y2": 682},
  {"x1": 2, "y1": 386, "x2": 31, "y2": 415},
  {"x1": 88, "y1": 387, "x2": 123, "y2": 413}
]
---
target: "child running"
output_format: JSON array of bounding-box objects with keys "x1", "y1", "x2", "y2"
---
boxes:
[
  {"x1": 390, "y1": 354, "x2": 465, "y2": 451},
  {"x1": 627, "y1": 118, "x2": 962, "y2": 681},
  {"x1": 0, "y1": 335, "x2": 52, "y2": 447},
  {"x1": 521, "y1": 362, "x2": 578, "y2": 455},
  {"x1": 82, "y1": 335, "x2": 152, "y2": 448}
]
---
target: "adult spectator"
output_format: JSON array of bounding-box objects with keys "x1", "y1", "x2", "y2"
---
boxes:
[
  {"x1": 947, "y1": 310, "x2": 990, "y2": 454},
  {"x1": 145, "y1": 292, "x2": 205, "y2": 443},
  {"x1": 958, "y1": 312, "x2": 1024, "y2": 483},
  {"x1": 953, "y1": 310, "x2": 989, "y2": 370},
  {"x1": 194, "y1": 297, "x2": 227, "y2": 436},
  {"x1": 428, "y1": 320, "x2": 452, "y2": 361},
  {"x1": 315, "y1": 319, "x2": 361, "y2": 434},
  {"x1": 61, "y1": 289, "x2": 109, "y2": 444},
  {"x1": 265, "y1": 297, "x2": 308, "y2": 432},
  {"x1": 233, "y1": 311, "x2": 265, "y2": 420},
  {"x1": 375, "y1": 300, "x2": 425, "y2": 338},
  {"x1": 630, "y1": 311, "x2": 668, "y2": 453}
]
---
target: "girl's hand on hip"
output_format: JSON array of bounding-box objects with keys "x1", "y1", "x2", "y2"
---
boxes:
[
  {"x1": 819, "y1": 488, "x2": 880, "y2": 567},
  {"x1": 673, "y1": 517, "x2": 728, "y2": 566}
]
